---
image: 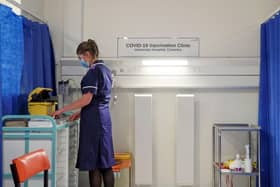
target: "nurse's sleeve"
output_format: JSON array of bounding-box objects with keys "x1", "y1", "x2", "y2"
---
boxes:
[{"x1": 81, "y1": 69, "x2": 99, "y2": 95}]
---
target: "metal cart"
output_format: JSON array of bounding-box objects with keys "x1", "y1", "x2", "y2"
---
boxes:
[
  {"x1": 2, "y1": 115, "x2": 79, "y2": 187},
  {"x1": 212, "y1": 123, "x2": 261, "y2": 187}
]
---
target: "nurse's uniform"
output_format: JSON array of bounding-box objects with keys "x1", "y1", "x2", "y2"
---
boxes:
[{"x1": 76, "y1": 60, "x2": 115, "y2": 170}]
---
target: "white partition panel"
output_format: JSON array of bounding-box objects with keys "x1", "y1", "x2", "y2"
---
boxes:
[
  {"x1": 134, "y1": 94, "x2": 153, "y2": 185},
  {"x1": 176, "y1": 94, "x2": 195, "y2": 186}
]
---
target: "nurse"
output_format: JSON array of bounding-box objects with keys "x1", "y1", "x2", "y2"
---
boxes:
[{"x1": 52, "y1": 39, "x2": 115, "y2": 187}]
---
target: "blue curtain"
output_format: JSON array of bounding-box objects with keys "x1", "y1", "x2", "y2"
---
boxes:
[
  {"x1": 0, "y1": 4, "x2": 24, "y2": 187},
  {"x1": 18, "y1": 17, "x2": 57, "y2": 114},
  {"x1": 0, "y1": 4, "x2": 56, "y2": 185},
  {"x1": 41, "y1": 24, "x2": 56, "y2": 93},
  {"x1": 0, "y1": 5, "x2": 24, "y2": 115},
  {"x1": 259, "y1": 13, "x2": 280, "y2": 187},
  {"x1": 0, "y1": 47, "x2": 1, "y2": 187}
]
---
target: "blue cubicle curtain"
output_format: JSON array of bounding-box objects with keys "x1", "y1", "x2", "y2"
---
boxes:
[
  {"x1": 259, "y1": 12, "x2": 280, "y2": 187},
  {"x1": 0, "y1": 3, "x2": 56, "y2": 185},
  {"x1": 41, "y1": 24, "x2": 56, "y2": 92},
  {"x1": 0, "y1": 5, "x2": 24, "y2": 115},
  {"x1": 0, "y1": 4, "x2": 24, "y2": 187},
  {"x1": 0, "y1": 7, "x2": 2, "y2": 187},
  {"x1": 0, "y1": 40, "x2": 1, "y2": 187},
  {"x1": 19, "y1": 17, "x2": 57, "y2": 114}
]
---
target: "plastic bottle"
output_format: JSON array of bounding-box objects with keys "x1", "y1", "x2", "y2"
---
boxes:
[
  {"x1": 244, "y1": 144, "x2": 252, "y2": 173},
  {"x1": 230, "y1": 154, "x2": 242, "y2": 171}
]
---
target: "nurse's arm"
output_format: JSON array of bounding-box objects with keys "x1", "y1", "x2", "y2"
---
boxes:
[{"x1": 53, "y1": 92, "x2": 93, "y2": 116}]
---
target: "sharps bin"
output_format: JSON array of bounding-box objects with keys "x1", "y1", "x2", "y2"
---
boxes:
[{"x1": 28, "y1": 87, "x2": 57, "y2": 115}]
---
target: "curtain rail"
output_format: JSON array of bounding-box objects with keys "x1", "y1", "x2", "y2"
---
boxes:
[
  {"x1": 6, "y1": 0, "x2": 47, "y2": 24},
  {"x1": 264, "y1": 6, "x2": 280, "y2": 23}
]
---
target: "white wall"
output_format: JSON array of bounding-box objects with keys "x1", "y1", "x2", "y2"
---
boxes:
[
  {"x1": 83, "y1": 0, "x2": 279, "y2": 58},
  {"x1": 20, "y1": 0, "x2": 44, "y2": 18},
  {"x1": 108, "y1": 88, "x2": 258, "y2": 187},
  {"x1": 42, "y1": 0, "x2": 277, "y2": 187},
  {"x1": 44, "y1": 0, "x2": 280, "y2": 59},
  {"x1": 77, "y1": 87, "x2": 258, "y2": 187},
  {"x1": 43, "y1": 0, "x2": 64, "y2": 62}
]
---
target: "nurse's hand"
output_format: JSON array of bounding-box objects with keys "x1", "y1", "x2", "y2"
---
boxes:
[
  {"x1": 69, "y1": 111, "x2": 80, "y2": 121},
  {"x1": 52, "y1": 109, "x2": 64, "y2": 119}
]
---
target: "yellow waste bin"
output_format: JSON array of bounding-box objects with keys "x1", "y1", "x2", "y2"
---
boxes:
[{"x1": 28, "y1": 87, "x2": 57, "y2": 115}]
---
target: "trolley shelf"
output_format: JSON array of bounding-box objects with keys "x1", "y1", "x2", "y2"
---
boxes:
[
  {"x1": 213, "y1": 124, "x2": 260, "y2": 132},
  {"x1": 213, "y1": 162, "x2": 259, "y2": 176}
]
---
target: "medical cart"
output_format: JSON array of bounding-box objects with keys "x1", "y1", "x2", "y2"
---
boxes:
[
  {"x1": 212, "y1": 123, "x2": 261, "y2": 187},
  {"x1": 2, "y1": 115, "x2": 79, "y2": 187}
]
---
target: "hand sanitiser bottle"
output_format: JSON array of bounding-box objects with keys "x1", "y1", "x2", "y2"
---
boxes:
[
  {"x1": 244, "y1": 144, "x2": 252, "y2": 173},
  {"x1": 229, "y1": 154, "x2": 242, "y2": 171}
]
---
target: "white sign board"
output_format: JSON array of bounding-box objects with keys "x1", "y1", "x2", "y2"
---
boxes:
[{"x1": 117, "y1": 37, "x2": 199, "y2": 57}]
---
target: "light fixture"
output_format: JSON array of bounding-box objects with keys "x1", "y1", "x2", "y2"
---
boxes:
[
  {"x1": 143, "y1": 66, "x2": 187, "y2": 75},
  {"x1": 142, "y1": 59, "x2": 188, "y2": 66}
]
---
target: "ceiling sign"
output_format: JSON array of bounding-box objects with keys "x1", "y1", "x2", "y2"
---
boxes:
[{"x1": 117, "y1": 37, "x2": 200, "y2": 57}]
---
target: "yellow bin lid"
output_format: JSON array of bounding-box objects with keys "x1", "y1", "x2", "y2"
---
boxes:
[
  {"x1": 114, "y1": 152, "x2": 131, "y2": 160},
  {"x1": 28, "y1": 87, "x2": 53, "y2": 102}
]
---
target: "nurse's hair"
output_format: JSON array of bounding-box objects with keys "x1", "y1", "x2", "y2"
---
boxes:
[{"x1": 76, "y1": 39, "x2": 99, "y2": 58}]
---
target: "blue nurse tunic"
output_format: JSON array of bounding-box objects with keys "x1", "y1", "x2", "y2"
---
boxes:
[{"x1": 76, "y1": 60, "x2": 115, "y2": 170}]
